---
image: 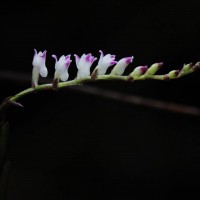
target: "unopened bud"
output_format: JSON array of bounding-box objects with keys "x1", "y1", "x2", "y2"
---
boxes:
[
  {"x1": 168, "y1": 70, "x2": 179, "y2": 79},
  {"x1": 130, "y1": 66, "x2": 148, "y2": 78},
  {"x1": 146, "y1": 62, "x2": 163, "y2": 75},
  {"x1": 182, "y1": 63, "x2": 193, "y2": 72}
]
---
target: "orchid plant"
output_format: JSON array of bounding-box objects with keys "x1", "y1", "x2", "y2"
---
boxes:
[{"x1": 0, "y1": 49, "x2": 200, "y2": 199}]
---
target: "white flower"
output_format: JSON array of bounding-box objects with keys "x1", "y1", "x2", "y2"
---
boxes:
[
  {"x1": 96, "y1": 50, "x2": 117, "y2": 75},
  {"x1": 111, "y1": 56, "x2": 134, "y2": 75},
  {"x1": 52, "y1": 54, "x2": 72, "y2": 81},
  {"x1": 32, "y1": 49, "x2": 48, "y2": 87},
  {"x1": 74, "y1": 53, "x2": 97, "y2": 79}
]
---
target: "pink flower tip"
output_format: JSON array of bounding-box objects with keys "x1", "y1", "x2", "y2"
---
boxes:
[
  {"x1": 52, "y1": 54, "x2": 57, "y2": 61},
  {"x1": 110, "y1": 61, "x2": 117, "y2": 65},
  {"x1": 140, "y1": 66, "x2": 148, "y2": 74},
  {"x1": 93, "y1": 57, "x2": 98, "y2": 62},
  {"x1": 34, "y1": 49, "x2": 37, "y2": 55},
  {"x1": 99, "y1": 50, "x2": 104, "y2": 55},
  {"x1": 41, "y1": 50, "x2": 47, "y2": 58},
  {"x1": 65, "y1": 60, "x2": 72, "y2": 68},
  {"x1": 125, "y1": 56, "x2": 134, "y2": 64},
  {"x1": 157, "y1": 62, "x2": 164, "y2": 68},
  {"x1": 65, "y1": 55, "x2": 71, "y2": 60},
  {"x1": 85, "y1": 54, "x2": 92, "y2": 62}
]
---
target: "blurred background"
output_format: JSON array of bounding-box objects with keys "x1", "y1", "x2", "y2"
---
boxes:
[{"x1": 1, "y1": 0, "x2": 200, "y2": 199}]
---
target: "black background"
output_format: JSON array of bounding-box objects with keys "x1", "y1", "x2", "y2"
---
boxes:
[{"x1": 1, "y1": 0, "x2": 200, "y2": 199}]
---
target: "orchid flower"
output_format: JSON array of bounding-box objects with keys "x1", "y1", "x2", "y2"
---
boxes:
[
  {"x1": 74, "y1": 53, "x2": 97, "y2": 79},
  {"x1": 32, "y1": 49, "x2": 48, "y2": 87},
  {"x1": 111, "y1": 56, "x2": 134, "y2": 75},
  {"x1": 95, "y1": 50, "x2": 117, "y2": 75},
  {"x1": 52, "y1": 54, "x2": 72, "y2": 82}
]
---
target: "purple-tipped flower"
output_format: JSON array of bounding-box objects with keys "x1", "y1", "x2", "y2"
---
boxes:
[
  {"x1": 130, "y1": 66, "x2": 148, "y2": 78},
  {"x1": 52, "y1": 54, "x2": 72, "y2": 81},
  {"x1": 111, "y1": 56, "x2": 134, "y2": 75},
  {"x1": 96, "y1": 50, "x2": 117, "y2": 75},
  {"x1": 32, "y1": 49, "x2": 48, "y2": 87},
  {"x1": 74, "y1": 53, "x2": 97, "y2": 79}
]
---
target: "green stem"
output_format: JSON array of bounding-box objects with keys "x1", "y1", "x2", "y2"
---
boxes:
[
  {"x1": 10, "y1": 75, "x2": 127, "y2": 102},
  {"x1": 9, "y1": 69, "x2": 193, "y2": 102},
  {"x1": 0, "y1": 62, "x2": 198, "y2": 114}
]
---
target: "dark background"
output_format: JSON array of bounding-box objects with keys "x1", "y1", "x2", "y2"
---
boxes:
[{"x1": 1, "y1": 0, "x2": 200, "y2": 199}]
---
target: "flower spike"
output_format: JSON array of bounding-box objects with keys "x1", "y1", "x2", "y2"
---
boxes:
[
  {"x1": 75, "y1": 53, "x2": 97, "y2": 79},
  {"x1": 111, "y1": 56, "x2": 134, "y2": 75},
  {"x1": 32, "y1": 49, "x2": 48, "y2": 87},
  {"x1": 1, "y1": 50, "x2": 200, "y2": 116},
  {"x1": 95, "y1": 50, "x2": 117, "y2": 75}
]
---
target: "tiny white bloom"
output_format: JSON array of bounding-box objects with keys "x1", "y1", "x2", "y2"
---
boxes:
[
  {"x1": 74, "y1": 53, "x2": 97, "y2": 79},
  {"x1": 52, "y1": 54, "x2": 72, "y2": 82},
  {"x1": 111, "y1": 56, "x2": 134, "y2": 75},
  {"x1": 32, "y1": 49, "x2": 48, "y2": 87},
  {"x1": 96, "y1": 50, "x2": 117, "y2": 75}
]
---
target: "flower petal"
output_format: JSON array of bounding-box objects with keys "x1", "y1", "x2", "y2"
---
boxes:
[
  {"x1": 52, "y1": 54, "x2": 58, "y2": 62},
  {"x1": 74, "y1": 54, "x2": 80, "y2": 68},
  {"x1": 39, "y1": 66, "x2": 48, "y2": 77},
  {"x1": 99, "y1": 50, "x2": 104, "y2": 62},
  {"x1": 34, "y1": 49, "x2": 37, "y2": 56},
  {"x1": 60, "y1": 71, "x2": 69, "y2": 81}
]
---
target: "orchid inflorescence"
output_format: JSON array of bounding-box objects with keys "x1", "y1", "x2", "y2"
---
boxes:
[
  {"x1": 32, "y1": 49, "x2": 200, "y2": 90},
  {"x1": 0, "y1": 49, "x2": 199, "y2": 113}
]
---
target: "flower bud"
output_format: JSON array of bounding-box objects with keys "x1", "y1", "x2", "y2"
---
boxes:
[
  {"x1": 111, "y1": 56, "x2": 134, "y2": 75},
  {"x1": 168, "y1": 70, "x2": 179, "y2": 79},
  {"x1": 182, "y1": 63, "x2": 193, "y2": 72},
  {"x1": 146, "y1": 62, "x2": 163, "y2": 75},
  {"x1": 130, "y1": 66, "x2": 148, "y2": 78}
]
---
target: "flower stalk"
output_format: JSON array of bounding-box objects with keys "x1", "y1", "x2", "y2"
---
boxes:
[
  {"x1": 3, "y1": 61, "x2": 200, "y2": 104},
  {"x1": 0, "y1": 49, "x2": 200, "y2": 115}
]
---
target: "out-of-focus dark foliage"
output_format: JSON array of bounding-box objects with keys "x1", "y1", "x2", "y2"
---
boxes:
[{"x1": 0, "y1": 120, "x2": 10, "y2": 200}]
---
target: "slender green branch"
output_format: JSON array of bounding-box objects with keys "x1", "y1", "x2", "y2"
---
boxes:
[{"x1": 0, "y1": 61, "x2": 199, "y2": 115}]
